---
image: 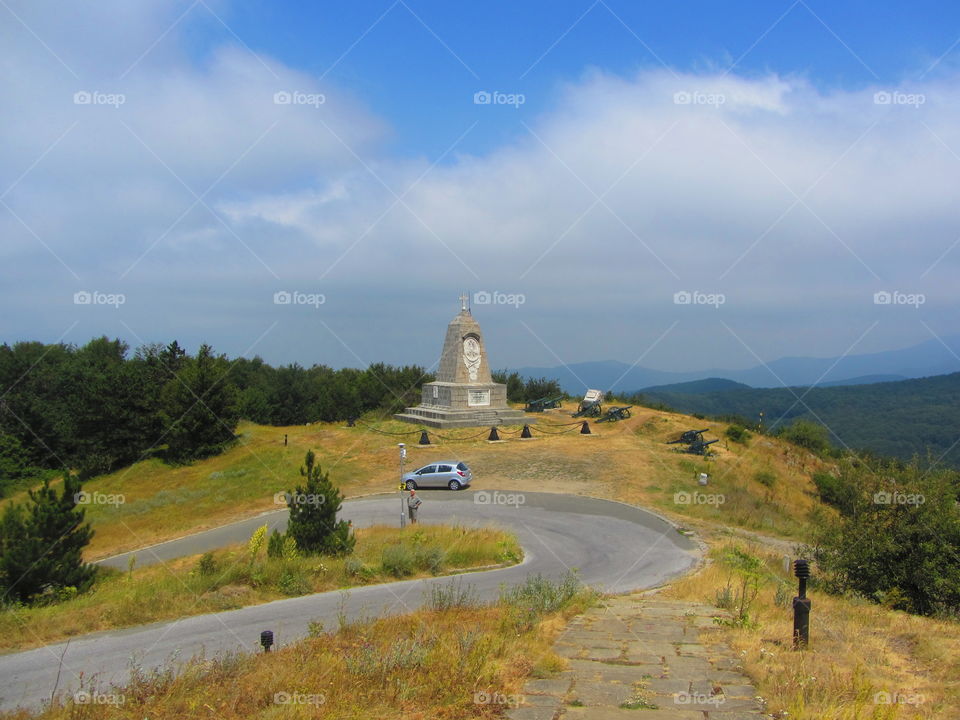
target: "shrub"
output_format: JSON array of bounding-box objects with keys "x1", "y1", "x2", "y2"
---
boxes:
[
  {"x1": 248, "y1": 524, "x2": 267, "y2": 563},
  {"x1": 428, "y1": 578, "x2": 478, "y2": 610},
  {"x1": 812, "y1": 471, "x2": 857, "y2": 515},
  {"x1": 778, "y1": 419, "x2": 831, "y2": 454},
  {"x1": 414, "y1": 546, "x2": 445, "y2": 574},
  {"x1": 286, "y1": 451, "x2": 355, "y2": 556},
  {"x1": 197, "y1": 552, "x2": 217, "y2": 577},
  {"x1": 725, "y1": 425, "x2": 752, "y2": 445},
  {"x1": 812, "y1": 459, "x2": 960, "y2": 616},
  {"x1": 381, "y1": 544, "x2": 414, "y2": 577},
  {"x1": 754, "y1": 470, "x2": 776, "y2": 488},
  {"x1": 500, "y1": 572, "x2": 582, "y2": 615},
  {"x1": 713, "y1": 546, "x2": 763, "y2": 627},
  {"x1": 277, "y1": 568, "x2": 310, "y2": 596},
  {"x1": 267, "y1": 529, "x2": 284, "y2": 559},
  {"x1": 344, "y1": 557, "x2": 374, "y2": 579}
]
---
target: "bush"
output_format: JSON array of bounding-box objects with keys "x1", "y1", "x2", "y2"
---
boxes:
[
  {"x1": 499, "y1": 572, "x2": 587, "y2": 633},
  {"x1": 812, "y1": 471, "x2": 857, "y2": 515},
  {"x1": 267, "y1": 529, "x2": 284, "y2": 559},
  {"x1": 812, "y1": 459, "x2": 960, "y2": 616},
  {"x1": 286, "y1": 451, "x2": 355, "y2": 556},
  {"x1": 197, "y1": 552, "x2": 217, "y2": 576},
  {"x1": 414, "y1": 546, "x2": 445, "y2": 575},
  {"x1": 381, "y1": 544, "x2": 414, "y2": 577},
  {"x1": 277, "y1": 568, "x2": 310, "y2": 596},
  {"x1": 754, "y1": 470, "x2": 776, "y2": 488},
  {"x1": 428, "y1": 578, "x2": 478, "y2": 610},
  {"x1": 779, "y1": 419, "x2": 831, "y2": 454},
  {"x1": 344, "y1": 557, "x2": 374, "y2": 579},
  {"x1": 500, "y1": 572, "x2": 582, "y2": 615},
  {"x1": 725, "y1": 425, "x2": 752, "y2": 445}
]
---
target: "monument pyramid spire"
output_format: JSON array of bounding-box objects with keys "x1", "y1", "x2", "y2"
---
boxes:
[{"x1": 394, "y1": 295, "x2": 529, "y2": 428}]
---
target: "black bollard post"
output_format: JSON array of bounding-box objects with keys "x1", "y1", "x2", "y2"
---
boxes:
[
  {"x1": 580, "y1": 421, "x2": 592, "y2": 435},
  {"x1": 260, "y1": 630, "x2": 274, "y2": 652},
  {"x1": 283, "y1": 434, "x2": 287, "y2": 446},
  {"x1": 488, "y1": 426, "x2": 501, "y2": 441},
  {"x1": 419, "y1": 429, "x2": 431, "y2": 445},
  {"x1": 521, "y1": 424, "x2": 533, "y2": 438},
  {"x1": 792, "y1": 559, "x2": 811, "y2": 649}
]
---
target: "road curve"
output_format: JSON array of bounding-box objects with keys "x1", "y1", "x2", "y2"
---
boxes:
[{"x1": 0, "y1": 491, "x2": 698, "y2": 712}]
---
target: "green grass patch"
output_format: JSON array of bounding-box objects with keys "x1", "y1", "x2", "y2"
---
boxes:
[{"x1": 0, "y1": 524, "x2": 521, "y2": 652}]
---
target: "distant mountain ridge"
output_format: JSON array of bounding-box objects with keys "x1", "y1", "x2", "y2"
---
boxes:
[
  {"x1": 513, "y1": 335, "x2": 960, "y2": 393},
  {"x1": 632, "y1": 372, "x2": 960, "y2": 468},
  {"x1": 639, "y1": 378, "x2": 751, "y2": 394}
]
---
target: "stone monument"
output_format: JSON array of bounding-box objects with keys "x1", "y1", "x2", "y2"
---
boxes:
[{"x1": 394, "y1": 295, "x2": 529, "y2": 428}]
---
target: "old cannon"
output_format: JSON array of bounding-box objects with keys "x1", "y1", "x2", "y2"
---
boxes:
[
  {"x1": 525, "y1": 396, "x2": 564, "y2": 413},
  {"x1": 686, "y1": 438, "x2": 719, "y2": 455},
  {"x1": 597, "y1": 405, "x2": 632, "y2": 423},
  {"x1": 666, "y1": 428, "x2": 710, "y2": 445},
  {"x1": 572, "y1": 389, "x2": 604, "y2": 418}
]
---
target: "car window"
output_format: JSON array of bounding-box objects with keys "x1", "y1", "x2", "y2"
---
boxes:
[
  {"x1": 437, "y1": 464, "x2": 452, "y2": 472},
  {"x1": 457, "y1": 462, "x2": 469, "y2": 471},
  {"x1": 418, "y1": 465, "x2": 437, "y2": 474}
]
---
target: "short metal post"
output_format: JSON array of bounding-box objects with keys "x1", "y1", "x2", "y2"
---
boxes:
[
  {"x1": 792, "y1": 559, "x2": 811, "y2": 649},
  {"x1": 398, "y1": 443, "x2": 406, "y2": 528},
  {"x1": 260, "y1": 630, "x2": 274, "y2": 652}
]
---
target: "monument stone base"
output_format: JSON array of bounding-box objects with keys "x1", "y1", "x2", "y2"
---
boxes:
[{"x1": 394, "y1": 381, "x2": 529, "y2": 428}]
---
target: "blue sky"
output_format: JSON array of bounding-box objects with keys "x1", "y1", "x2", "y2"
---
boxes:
[
  {"x1": 1, "y1": 0, "x2": 959, "y2": 376},
  {"x1": 217, "y1": 0, "x2": 960, "y2": 156}
]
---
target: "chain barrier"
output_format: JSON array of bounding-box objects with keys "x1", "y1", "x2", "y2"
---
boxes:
[{"x1": 353, "y1": 418, "x2": 594, "y2": 442}]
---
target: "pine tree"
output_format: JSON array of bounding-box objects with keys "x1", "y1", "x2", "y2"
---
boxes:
[
  {"x1": 0, "y1": 475, "x2": 95, "y2": 603},
  {"x1": 286, "y1": 450, "x2": 355, "y2": 556},
  {"x1": 160, "y1": 344, "x2": 239, "y2": 461}
]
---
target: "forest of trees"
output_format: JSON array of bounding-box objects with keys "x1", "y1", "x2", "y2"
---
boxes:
[
  {"x1": 0, "y1": 337, "x2": 566, "y2": 494},
  {"x1": 629, "y1": 372, "x2": 960, "y2": 468},
  {"x1": 0, "y1": 337, "x2": 434, "y2": 493}
]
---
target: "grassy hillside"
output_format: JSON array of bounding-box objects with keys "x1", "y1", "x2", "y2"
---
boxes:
[
  {"x1": 633, "y1": 371, "x2": 960, "y2": 466},
  {"x1": 1, "y1": 406, "x2": 831, "y2": 560},
  {"x1": 0, "y1": 524, "x2": 520, "y2": 652},
  {"x1": 3, "y1": 574, "x2": 597, "y2": 720},
  {"x1": 3, "y1": 408, "x2": 959, "y2": 719}
]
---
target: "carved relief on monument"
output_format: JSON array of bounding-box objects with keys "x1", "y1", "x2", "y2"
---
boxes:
[{"x1": 462, "y1": 334, "x2": 482, "y2": 381}]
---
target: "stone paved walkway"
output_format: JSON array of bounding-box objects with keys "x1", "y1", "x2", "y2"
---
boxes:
[{"x1": 507, "y1": 594, "x2": 767, "y2": 720}]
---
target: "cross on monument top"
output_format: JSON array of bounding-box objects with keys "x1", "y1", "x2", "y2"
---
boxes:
[{"x1": 459, "y1": 293, "x2": 469, "y2": 312}]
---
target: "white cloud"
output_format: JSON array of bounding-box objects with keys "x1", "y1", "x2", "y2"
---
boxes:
[{"x1": 1, "y1": 1, "x2": 957, "y2": 371}]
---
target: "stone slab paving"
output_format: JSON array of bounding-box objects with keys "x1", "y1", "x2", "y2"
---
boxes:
[{"x1": 507, "y1": 594, "x2": 767, "y2": 720}]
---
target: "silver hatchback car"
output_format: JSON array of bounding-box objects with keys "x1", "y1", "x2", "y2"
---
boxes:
[{"x1": 402, "y1": 461, "x2": 472, "y2": 490}]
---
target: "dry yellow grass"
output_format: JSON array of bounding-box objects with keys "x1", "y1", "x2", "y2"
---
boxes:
[
  {"x1": 3, "y1": 581, "x2": 592, "y2": 720},
  {"x1": 0, "y1": 524, "x2": 520, "y2": 653},
  {"x1": 5, "y1": 406, "x2": 957, "y2": 720},
  {"x1": 0, "y1": 407, "x2": 830, "y2": 560},
  {"x1": 663, "y1": 540, "x2": 960, "y2": 719}
]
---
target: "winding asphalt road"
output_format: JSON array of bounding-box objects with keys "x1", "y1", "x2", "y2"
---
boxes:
[{"x1": 0, "y1": 491, "x2": 698, "y2": 712}]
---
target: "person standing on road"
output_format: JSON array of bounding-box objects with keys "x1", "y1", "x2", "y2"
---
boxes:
[{"x1": 407, "y1": 489, "x2": 422, "y2": 524}]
